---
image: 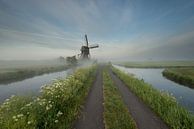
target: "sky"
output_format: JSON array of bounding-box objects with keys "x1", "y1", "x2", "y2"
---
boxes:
[{"x1": 0, "y1": 0, "x2": 194, "y2": 61}]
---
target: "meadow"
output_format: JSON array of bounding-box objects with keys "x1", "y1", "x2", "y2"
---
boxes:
[
  {"x1": 111, "y1": 66, "x2": 194, "y2": 129},
  {"x1": 116, "y1": 60, "x2": 194, "y2": 68},
  {"x1": 0, "y1": 60, "x2": 69, "y2": 84},
  {"x1": 0, "y1": 65, "x2": 97, "y2": 129},
  {"x1": 162, "y1": 68, "x2": 194, "y2": 88}
]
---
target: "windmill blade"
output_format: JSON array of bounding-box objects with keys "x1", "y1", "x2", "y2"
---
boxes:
[
  {"x1": 89, "y1": 44, "x2": 99, "y2": 49},
  {"x1": 85, "y1": 34, "x2": 89, "y2": 47}
]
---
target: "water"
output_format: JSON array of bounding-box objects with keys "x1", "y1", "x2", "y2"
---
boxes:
[
  {"x1": 0, "y1": 70, "x2": 71, "y2": 103},
  {"x1": 114, "y1": 65, "x2": 194, "y2": 113}
]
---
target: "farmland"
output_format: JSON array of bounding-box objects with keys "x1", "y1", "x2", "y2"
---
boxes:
[
  {"x1": 116, "y1": 60, "x2": 194, "y2": 68},
  {"x1": 162, "y1": 68, "x2": 194, "y2": 88},
  {"x1": 0, "y1": 60, "x2": 69, "y2": 84}
]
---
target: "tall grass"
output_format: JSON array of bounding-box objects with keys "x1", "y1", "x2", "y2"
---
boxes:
[
  {"x1": 0, "y1": 65, "x2": 97, "y2": 129},
  {"x1": 162, "y1": 69, "x2": 194, "y2": 88},
  {"x1": 112, "y1": 66, "x2": 194, "y2": 129},
  {"x1": 103, "y1": 70, "x2": 137, "y2": 129}
]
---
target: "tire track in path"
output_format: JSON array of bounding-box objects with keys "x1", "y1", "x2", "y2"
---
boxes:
[{"x1": 73, "y1": 66, "x2": 104, "y2": 129}]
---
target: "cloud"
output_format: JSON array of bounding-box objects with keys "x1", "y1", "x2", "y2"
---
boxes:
[{"x1": 0, "y1": 0, "x2": 194, "y2": 60}]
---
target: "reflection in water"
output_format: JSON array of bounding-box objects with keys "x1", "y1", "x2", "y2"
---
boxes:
[
  {"x1": 0, "y1": 70, "x2": 71, "y2": 103},
  {"x1": 114, "y1": 65, "x2": 194, "y2": 113}
]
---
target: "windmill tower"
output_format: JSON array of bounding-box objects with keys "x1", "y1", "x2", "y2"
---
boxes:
[{"x1": 80, "y1": 34, "x2": 99, "y2": 60}]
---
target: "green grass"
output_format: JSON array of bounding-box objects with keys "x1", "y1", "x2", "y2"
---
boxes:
[
  {"x1": 0, "y1": 65, "x2": 69, "y2": 84},
  {"x1": 111, "y1": 66, "x2": 194, "y2": 129},
  {"x1": 115, "y1": 60, "x2": 194, "y2": 68},
  {"x1": 0, "y1": 65, "x2": 97, "y2": 129},
  {"x1": 162, "y1": 68, "x2": 194, "y2": 88},
  {"x1": 103, "y1": 69, "x2": 137, "y2": 129}
]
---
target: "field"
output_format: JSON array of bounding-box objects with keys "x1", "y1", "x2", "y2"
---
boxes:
[
  {"x1": 115, "y1": 60, "x2": 194, "y2": 68},
  {"x1": 0, "y1": 60, "x2": 68, "y2": 84},
  {"x1": 162, "y1": 68, "x2": 194, "y2": 88}
]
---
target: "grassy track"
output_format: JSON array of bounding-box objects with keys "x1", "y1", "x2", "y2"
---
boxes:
[
  {"x1": 162, "y1": 68, "x2": 194, "y2": 88},
  {"x1": 116, "y1": 60, "x2": 194, "y2": 68},
  {"x1": 111, "y1": 66, "x2": 194, "y2": 129},
  {"x1": 103, "y1": 69, "x2": 137, "y2": 129},
  {"x1": 0, "y1": 65, "x2": 97, "y2": 129}
]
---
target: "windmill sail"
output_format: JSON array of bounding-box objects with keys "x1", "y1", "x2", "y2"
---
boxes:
[
  {"x1": 89, "y1": 44, "x2": 99, "y2": 49},
  {"x1": 85, "y1": 34, "x2": 89, "y2": 47}
]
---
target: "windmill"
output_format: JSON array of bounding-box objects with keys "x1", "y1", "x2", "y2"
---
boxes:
[{"x1": 80, "y1": 34, "x2": 99, "y2": 60}]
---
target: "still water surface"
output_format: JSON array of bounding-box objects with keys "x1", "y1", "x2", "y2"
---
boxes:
[
  {"x1": 114, "y1": 65, "x2": 194, "y2": 113},
  {"x1": 0, "y1": 70, "x2": 71, "y2": 103}
]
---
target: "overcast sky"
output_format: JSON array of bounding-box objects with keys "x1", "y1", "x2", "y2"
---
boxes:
[{"x1": 0, "y1": 0, "x2": 194, "y2": 61}]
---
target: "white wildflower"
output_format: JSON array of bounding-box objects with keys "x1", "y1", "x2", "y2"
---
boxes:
[
  {"x1": 37, "y1": 97, "x2": 40, "y2": 101},
  {"x1": 54, "y1": 120, "x2": 59, "y2": 123},
  {"x1": 57, "y1": 111, "x2": 63, "y2": 117},
  {"x1": 27, "y1": 121, "x2": 32, "y2": 125},
  {"x1": 46, "y1": 106, "x2": 50, "y2": 110},
  {"x1": 26, "y1": 102, "x2": 32, "y2": 107},
  {"x1": 17, "y1": 114, "x2": 24, "y2": 118},
  {"x1": 10, "y1": 95, "x2": 15, "y2": 98}
]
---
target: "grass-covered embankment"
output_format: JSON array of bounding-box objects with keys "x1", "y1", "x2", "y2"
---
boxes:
[
  {"x1": 0, "y1": 65, "x2": 69, "y2": 84},
  {"x1": 0, "y1": 65, "x2": 97, "y2": 129},
  {"x1": 116, "y1": 60, "x2": 194, "y2": 68},
  {"x1": 111, "y1": 66, "x2": 194, "y2": 129},
  {"x1": 103, "y1": 70, "x2": 137, "y2": 129},
  {"x1": 162, "y1": 68, "x2": 194, "y2": 88}
]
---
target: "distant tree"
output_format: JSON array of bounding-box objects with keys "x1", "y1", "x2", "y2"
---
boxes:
[
  {"x1": 58, "y1": 56, "x2": 65, "y2": 62},
  {"x1": 66, "y1": 56, "x2": 77, "y2": 66}
]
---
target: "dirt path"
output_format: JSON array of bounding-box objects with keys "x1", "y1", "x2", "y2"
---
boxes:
[
  {"x1": 109, "y1": 70, "x2": 169, "y2": 129},
  {"x1": 73, "y1": 66, "x2": 104, "y2": 129}
]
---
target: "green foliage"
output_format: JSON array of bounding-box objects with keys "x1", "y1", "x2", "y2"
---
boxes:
[
  {"x1": 112, "y1": 66, "x2": 194, "y2": 129},
  {"x1": 162, "y1": 68, "x2": 194, "y2": 88},
  {"x1": 0, "y1": 65, "x2": 97, "y2": 129},
  {"x1": 103, "y1": 70, "x2": 137, "y2": 129}
]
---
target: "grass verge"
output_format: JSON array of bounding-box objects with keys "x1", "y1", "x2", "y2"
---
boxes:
[
  {"x1": 103, "y1": 69, "x2": 137, "y2": 129},
  {"x1": 162, "y1": 68, "x2": 194, "y2": 88},
  {"x1": 111, "y1": 66, "x2": 194, "y2": 129},
  {"x1": 0, "y1": 65, "x2": 97, "y2": 129}
]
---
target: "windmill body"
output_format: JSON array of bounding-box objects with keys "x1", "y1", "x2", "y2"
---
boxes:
[{"x1": 80, "y1": 35, "x2": 99, "y2": 60}]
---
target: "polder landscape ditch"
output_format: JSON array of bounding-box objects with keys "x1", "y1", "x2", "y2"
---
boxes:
[{"x1": 0, "y1": 64, "x2": 194, "y2": 129}]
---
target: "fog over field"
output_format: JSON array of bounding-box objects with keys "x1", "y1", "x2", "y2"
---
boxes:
[{"x1": 0, "y1": 0, "x2": 194, "y2": 61}]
